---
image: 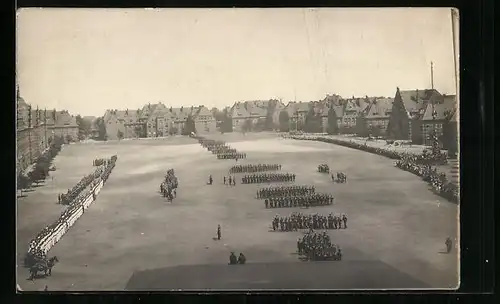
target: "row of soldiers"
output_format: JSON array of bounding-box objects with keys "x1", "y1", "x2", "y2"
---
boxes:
[
  {"x1": 264, "y1": 193, "x2": 334, "y2": 208},
  {"x1": 298, "y1": 230, "x2": 342, "y2": 260},
  {"x1": 57, "y1": 165, "x2": 104, "y2": 205},
  {"x1": 217, "y1": 152, "x2": 247, "y2": 160},
  {"x1": 331, "y1": 172, "x2": 347, "y2": 183},
  {"x1": 242, "y1": 173, "x2": 296, "y2": 184},
  {"x1": 272, "y1": 212, "x2": 348, "y2": 231},
  {"x1": 257, "y1": 185, "x2": 315, "y2": 199},
  {"x1": 318, "y1": 164, "x2": 330, "y2": 173},
  {"x1": 229, "y1": 164, "x2": 282, "y2": 174}
]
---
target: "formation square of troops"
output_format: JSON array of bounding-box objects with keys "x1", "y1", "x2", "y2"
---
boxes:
[{"x1": 191, "y1": 136, "x2": 347, "y2": 261}]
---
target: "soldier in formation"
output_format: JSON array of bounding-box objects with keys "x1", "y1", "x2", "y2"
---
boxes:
[
  {"x1": 297, "y1": 230, "x2": 342, "y2": 261},
  {"x1": 271, "y1": 212, "x2": 348, "y2": 231},
  {"x1": 217, "y1": 152, "x2": 247, "y2": 160},
  {"x1": 264, "y1": 193, "x2": 334, "y2": 209},
  {"x1": 242, "y1": 173, "x2": 295, "y2": 184},
  {"x1": 331, "y1": 172, "x2": 347, "y2": 183},
  {"x1": 318, "y1": 164, "x2": 329, "y2": 173},
  {"x1": 257, "y1": 185, "x2": 315, "y2": 199},
  {"x1": 223, "y1": 176, "x2": 237, "y2": 186},
  {"x1": 229, "y1": 164, "x2": 282, "y2": 174}
]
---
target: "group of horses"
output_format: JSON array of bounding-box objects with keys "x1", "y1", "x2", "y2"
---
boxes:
[
  {"x1": 160, "y1": 169, "x2": 179, "y2": 201},
  {"x1": 27, "y1": 256, "x2": 59, "y2": 280}
]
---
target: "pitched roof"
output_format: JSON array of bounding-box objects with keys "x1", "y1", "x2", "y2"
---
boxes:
[
  {"x1": 231, "y1": 103, "x2": 250, "y2": 118},
  {"x1": 140, "y1": 103, "x2": 159, "y2": 119},
  {"x1": 421, "y1": 94, "x2": 457, "y2": 121},
  {"x1": 365, "y1": 98, "x2": 394, "y2": 119},
  {"x1": 194, "y1": 105, "x2": 212, "y2": 117},
  {"x1": 398, "y1": 89, "x2": 441, "y2": 117},
  {"x1": 54, "y1": 111, "x2": 77, "y2": 127}
]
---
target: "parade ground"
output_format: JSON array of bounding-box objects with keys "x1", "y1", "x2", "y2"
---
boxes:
[{"x1": 16, "y1": 133, "x2": 459, "y2": 291}]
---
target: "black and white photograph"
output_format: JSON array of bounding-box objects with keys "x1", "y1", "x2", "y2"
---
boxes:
[{"x1": 16, "y1": 8, "x2": 459, "y2": 291}]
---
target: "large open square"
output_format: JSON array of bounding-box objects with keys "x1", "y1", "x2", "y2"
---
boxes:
[{"x1": 16, "y1": 133, "x2": 459, "y2": 291}]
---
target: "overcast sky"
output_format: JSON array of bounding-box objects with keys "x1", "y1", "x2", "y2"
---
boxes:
[{"x1": 17, "y1": 8, "x2": 457, "y2": 117}]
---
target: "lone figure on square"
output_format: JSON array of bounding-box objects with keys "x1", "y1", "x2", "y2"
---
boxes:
[
  {"x1": 445, "y1": 237, "x2": 452, "y2": 253},
  {"x1": 217, "y1": 224, "x2": 221, "y2": 240}
]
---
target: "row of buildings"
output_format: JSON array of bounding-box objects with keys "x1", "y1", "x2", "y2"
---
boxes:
[
  {"x1": 228, "y1": 87, "x2": 457, "y2": 148},
  {"x1": 90, "y1": 87, "x2": 458, "y2": 153},
  {"x1": 98, "y1": 103, "x2": 216, "y2": 140},
  {"x1": 16, "y1": 88, "x2": 79, "y2": 174}
]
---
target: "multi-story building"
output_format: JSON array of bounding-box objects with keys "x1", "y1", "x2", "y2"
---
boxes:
[
  {"x1": 285, "y1": 101, "x2": 309, "y2": 130},
  {"x1": 272, "y1": 100, "x2": 286, "y2": 130},
  {"x1": 387, "y1": 88, "x2": 441, "y2": 141},
  {"x1": 193, "y1": 105, "x2": 216, "y2": 133},
  {"x1": 230, "y1": 102, "x2": 251, "y2": 132},
  {"x1": 360, "y1": 97, "x2": 394, "y2": 136},
  {"x1": 419, "y1": 94, "x2": 457, "y2": 146}
]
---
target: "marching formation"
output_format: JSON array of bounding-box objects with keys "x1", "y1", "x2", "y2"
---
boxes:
[
  {"x1": 25, "y1": 155, "x2": 118, "y2": 279},
  {"x1": 196, "y1": 136, "x2": 247, "y2": 160},
  {"x1": 57, "y1": 166, "x2": 106, "y2": 205},
  {"x1": 271, "y1": 212, "x2": 348, "y2": 231},
  {"x1": 318, "y1": 164, "x2": 330, "y2": 173},
  {"x1": 160, "y1": 169, "x2": 179, "y2": 200},
  {"x1": 242, "y1": 173, "x2": 296, "y2": 184},
  {"x1": 331, "y1": 172, "x2": 348, "y2": 183},
  {"x1": 265, "y1": 193, "x2": 334, "y2": 209},
  {"x1": 229, "y1": 164, "x2": 281, "y2": 174},
  {"x1": 256, "y1": 185, "x2": 315, "y2": 199},
  {"x1": 297, "y1": 230, "x2": 342, "y2": 261}
]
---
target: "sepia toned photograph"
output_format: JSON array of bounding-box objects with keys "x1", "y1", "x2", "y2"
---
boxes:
[{"x1": 16, "y1": 8, "x2": 459, "y2": 291}]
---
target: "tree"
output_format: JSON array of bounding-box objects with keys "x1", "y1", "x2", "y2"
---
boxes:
[
  {"x1": 278, "y1": 110, "x2": 290, "y2": 132},
  {"x1": 304, "y1": 107, "x2": 322, "y2": 133},
  {"x1": 117, "y1": 130, "x2": 124, "y2": 140},
  {"x1": 327, "y1": 107, "x2": 339, "y2": 135},
  {"x1": 264, "y1": 99, "x2": 277, "y2": 131},
  {"x1": 95, "y1": 117, "x2": 107, "y2": 141},
  {"x1": 242, "y1": 119, "x2": 253, "y2": 133},
  {"x1": 134, "y1": 125, "x2": 145, "y2": 138},
  {"x1": 182, "y1": 114, "x2": 196, "y2": 135},
  {"x1": 75, "y1": 115, "x2": 91, "y2": 140},
  {"x1": 220, "y1": 109, "x2": 233, "y2": 133}
]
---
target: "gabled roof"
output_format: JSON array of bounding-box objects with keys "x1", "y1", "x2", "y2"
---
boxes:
[
  {"x1": 140, "y1": 103, "x2": 159, "y2": 119},
  {"x1": 54, "y1": 111, "x2": 77, "y2": 127},
  {"x1": 146, "y1": 103, "x2": 168, "y2": 123},
  {"x1": 170, "y1": 107, "x2": 191, "y2": 122},
  {"x1": 231, "y1": 103, "x2": 250, "y2": 118},
  {"x1": 194, "y1": 105, "x2": 212, "y2": 117},
  {"x1": 398, "y1": 89, "x2": 441, "y2": 117},
  {"x1": 421, "y1": 94, "x2": 457, "y2": 121},
  {"x1": 365, "y1": 98, "x2": 394, "y2": 119}
]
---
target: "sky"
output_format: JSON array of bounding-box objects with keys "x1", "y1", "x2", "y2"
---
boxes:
[{"x1": 17, "y1": 8, "x2": 458, "y2": 117}]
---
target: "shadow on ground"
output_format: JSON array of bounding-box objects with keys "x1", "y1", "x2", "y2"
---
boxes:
[{"x1": 125, "y1": 260, "x2": 429, "y2": 290}]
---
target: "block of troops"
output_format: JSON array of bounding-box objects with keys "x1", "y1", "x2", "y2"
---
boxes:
[
  {"x1": 57, "y1": 164, "x2": 106, "y2": 205},
  {"x1": 217, "y1": 152, "x2": 247, "y2": 160},
  {"x1": 317, "y1": 164, "x2": 329, "y2": 173},
  {"x1": 331, "y1": 172, "x2": 347, "y2": 183},
  {"x1": 93, "y1": 158, "x2": 105, "y2": 166},
  {"x1": 297, "y1": 230, "x2": 342, "y2": 261},
  {"x1": 271, "y1": 212, "x2": 347, "y2": 231},
  {"x1": 229, "y1": 164, "x2": 282, "y2": 174},
  {"x1": 257, "y1": 185, "x2": 315, "y2": 199},
  {"x1": 264, "y1": 193, "x2": 334, "y2": 209},
  {"x1": 242, "y1": 173, "x2": 295, "y2": 184},
  {"x1": 160, "y1": 168, "x2": 178, "y2": 200}
]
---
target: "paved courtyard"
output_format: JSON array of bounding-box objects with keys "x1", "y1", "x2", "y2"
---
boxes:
[{"x1": 16, "y1": 133, "x2": 459, "y2": 291}]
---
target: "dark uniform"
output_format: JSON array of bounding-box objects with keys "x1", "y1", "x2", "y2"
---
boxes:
[{"x1": 217, "y1": 225, "x2": 221, "y2": 240}]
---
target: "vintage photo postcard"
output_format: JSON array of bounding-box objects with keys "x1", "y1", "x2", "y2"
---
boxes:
[{"x1": 16, "y1": 8, "x2": 459, "y2": 291}]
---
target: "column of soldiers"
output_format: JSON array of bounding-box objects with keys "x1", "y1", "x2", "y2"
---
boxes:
[
  {"x1": 271, "y1": 212, "x2": 348, "y2": 232},
  {"x1": 218, "y1": 152, "x2": 246, "y2": 160},
  {"x1": 264, "y1": 193, "x2": 334, "y2": 208},
  {"x1": 242, "y1": 173, "x2": 295, "y2": 184},
  {"x1": 257, "y1": 185, "x2": 315, "y2": 199},
  {"x1": 229, "y1": 164, "x2": 281, "y2": 174},
  {"x1": 57, "y1": 166, "x2": 105, "y2": 205},
  {"x1": 331, "y1": 172, "x2": 347, "y2": 183},
  {"x1": 297, "y1": 230, "x2": 342, "y2": 261},
  {"x1": 196, "y1": 137, "x2": 247, "y2": 160}
]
